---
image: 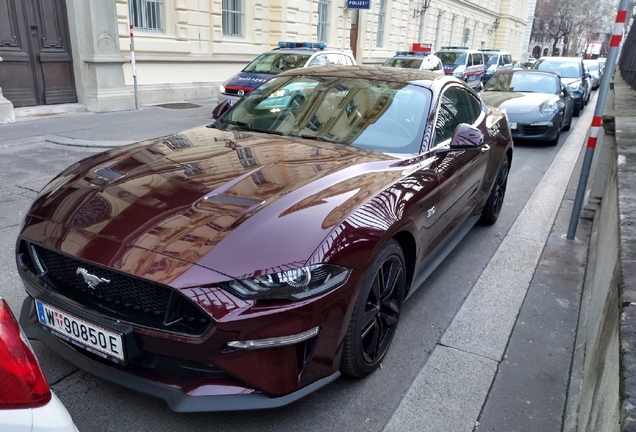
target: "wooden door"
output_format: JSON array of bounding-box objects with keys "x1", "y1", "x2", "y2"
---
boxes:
[
  {"x1": 0, "y1": 0, "x2": 76, "y2": 107},
  {"x1": 349, "y1": 10, "x2": 358, "y2": 60}
]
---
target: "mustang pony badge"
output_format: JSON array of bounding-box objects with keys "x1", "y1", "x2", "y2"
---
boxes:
[{"x1": 76, "y1": 267, "x2": 110, "y2": 289}]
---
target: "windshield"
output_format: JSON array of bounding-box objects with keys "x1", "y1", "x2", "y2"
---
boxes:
[
  {"x1": 484, "y1": 54, "x2": 498, "y2": 65},
  {"x1": 216, "y1": 75, "x2": 432, "y2": 154},
  {"x1": 484, "y1": 72, "x2": 559, "y2": 94},
  {"x1": 382, "y1": 58, "x2": 423, "y2": 69},
  {"x1": 243, "y1": 52, "x2": 311, "y2": 74},
  {"x1": 436, "y1": 52, "x2": 465, "y2": 65},
  {"x1": 533, "y1": 60, "x2": 581, "y2": 79},
  {"x1": 584, "y1": 62, "x2": 599, "y2": 71}
]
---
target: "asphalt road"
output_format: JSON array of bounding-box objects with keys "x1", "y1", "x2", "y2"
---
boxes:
[{"x1": 0, "y1": 101, "x2": 590, "y2": 431}]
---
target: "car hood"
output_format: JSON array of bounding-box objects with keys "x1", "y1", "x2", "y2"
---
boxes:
[
  {"x1": 224, "y1": 72, "x2": 273, "y2": 92},
  {"x1": 442, "y1": 64, "x2": 458, "y2": 75},
  {"x1": 560, "y1": 77, "x2": 581, "y2": 86},
  {"x1": 481, "y1": 91, "x2": 555, "y2": 114},
  {"x1": 23, "y1": 126, "x2": 404, "y2": 281}
]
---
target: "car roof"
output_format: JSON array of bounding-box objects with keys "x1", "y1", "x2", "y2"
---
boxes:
[
  {"x1": 537, "y1": 56, "x2": 582, "y2": 62},
  {"x1": 392, "y1": 53, "x2": 440, "y2": 59},
  {"x1": 497, "y1": 69, "x2": 559, "y2": 76},
  {"x1": 266, "y1": 47, "x2": 352, "y2": 56},
  {"x1": 277, "y1": 64, "x2": 448, "y2": 86}
]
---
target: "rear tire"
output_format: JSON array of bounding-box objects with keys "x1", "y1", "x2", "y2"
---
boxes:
[
  {"x1": 340, "y1": 240, "x2": 406, "y2": 378},
  {"x1": 479, "y1": 155, "x2": 509, "y2": 225}
]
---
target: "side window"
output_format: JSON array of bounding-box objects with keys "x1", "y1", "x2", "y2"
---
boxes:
[
  {"x1": 503, "y1": 55, "x2": 512, "y2": 65},
  {"x1": 474, "y1": 53, "x2": 483, "y2": 66},
  {"x1": 467, "y1": 54, "x2": 473, "y2": 67},
  {"x1": 434, "y1": 87, "x2": 482, "y2": 145},
  {"x1": 309, "y1": 55, "x2": 328, "y2": 66}
]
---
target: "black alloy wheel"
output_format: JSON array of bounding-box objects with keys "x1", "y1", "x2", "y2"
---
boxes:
[
  {"x1": 340, "y1": 239, "x2": 406, "y2": 378},
  {"x1": 479, "y1": 155, "x2": 509, "y2": 225}
]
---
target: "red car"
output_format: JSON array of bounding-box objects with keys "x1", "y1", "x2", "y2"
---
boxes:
[{"x1": 17, "y1": 65, "x2": 513, "y2": 412}]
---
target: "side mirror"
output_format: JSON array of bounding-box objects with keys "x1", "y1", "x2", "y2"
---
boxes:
[
  {"x1": 212, "y1": 100, "x2": 232, "y2": 119},
  {"x1": 436, "y1": 124, "x2": 485, "y2": 154}
]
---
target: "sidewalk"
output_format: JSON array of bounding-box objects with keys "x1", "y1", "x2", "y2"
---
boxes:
[
  {"x1": 0, "y1": 99, "x2": 218, "y2": 148},
  {"x1": 0, "y1": 97, "x2": 599, "y2": 431}
]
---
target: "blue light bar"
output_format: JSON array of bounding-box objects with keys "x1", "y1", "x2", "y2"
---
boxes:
[{"x1": 277, "y1": 41, "x2": 327, "y2": 50}]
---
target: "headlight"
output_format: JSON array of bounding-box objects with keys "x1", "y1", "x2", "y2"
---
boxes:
[
  {"x1": 540, "y1": 100, "x2": 560, "y2": 116},
  {"x1": 452, "y1": 65, "x2": 465, "y2": 78},
  {"x1": 219, "y1": 84, "x2": 226, "y2": 94},
  {"x1": 220, "y1": 264, "x2": 351, "y2": 301},
  {"x1": 568, "y1": 82, "x2": 581, "y2": 91}
]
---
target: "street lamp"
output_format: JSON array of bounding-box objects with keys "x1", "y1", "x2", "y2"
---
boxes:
[
  {"x1": 488, "y1": 18, "x2": 500, "y2": 34},
  {"x1": 415, "y1": 0, "x2": 433, "y2": 43}
]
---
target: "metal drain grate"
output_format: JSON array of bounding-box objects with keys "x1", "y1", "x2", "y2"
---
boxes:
[{"x1": 156, "y1": 102, "x2": 202, "y2": 109}]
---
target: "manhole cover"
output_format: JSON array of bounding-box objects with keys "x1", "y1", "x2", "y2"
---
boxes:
[{"x1": 156, "y1": 102, "x2": 202, "y2": 109}]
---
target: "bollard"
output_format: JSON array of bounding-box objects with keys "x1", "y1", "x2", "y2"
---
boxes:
[{"x1": 567, "y1": 0, "x2": 629, "y2": 239}]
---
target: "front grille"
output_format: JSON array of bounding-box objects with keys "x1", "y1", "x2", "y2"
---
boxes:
[
  {"x1": 224, "y1": 88, "x2": 252, "y2": 96},
  {"x1": 27, "y1": 244, "x2": 212, "y2": 337},
  {"x1": 518, "y1": 125, "x2": 549, "y2": 136}
]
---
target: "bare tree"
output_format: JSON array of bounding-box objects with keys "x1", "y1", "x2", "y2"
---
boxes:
[{"x1": 533, "y1": 0, "x2": 616, "y2": 56}]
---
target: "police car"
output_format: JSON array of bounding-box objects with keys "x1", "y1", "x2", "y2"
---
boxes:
[
  {"x1": 218, "y1": 42, "x2": 356, "y2": 104},
  {"x1": 381, "y1": 51, "x2": 444, "y2": 74},
  {"x1": 433, "y1": 46, "x2": 485, "y2": 90}
]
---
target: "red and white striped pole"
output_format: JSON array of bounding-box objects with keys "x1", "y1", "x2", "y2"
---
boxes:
[
  {"x1": 567, "y1": 0, "x2": 628, "y2": 239},
  {"x1": 130, "y1": 24, "x2": 139, "y2": 110}
]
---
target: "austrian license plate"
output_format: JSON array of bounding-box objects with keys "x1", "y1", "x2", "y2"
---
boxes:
[
  {"x1": 35, "y1": 300, "x2": 125, "y2": 363},
  {"x1": 509, "y1": 121, "x2": 518, "y2": 130}
]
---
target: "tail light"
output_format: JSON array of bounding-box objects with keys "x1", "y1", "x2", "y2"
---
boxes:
[{"x1": 0, "y1": 298, "x2": 51, "y2": 409}]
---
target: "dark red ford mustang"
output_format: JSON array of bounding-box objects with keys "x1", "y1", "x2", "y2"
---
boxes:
[{"x1": 17, "y1": 65, "x2": 513, "y2": 412}]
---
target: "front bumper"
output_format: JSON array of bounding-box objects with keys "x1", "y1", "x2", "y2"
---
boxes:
[
  {"x1": 510, "y1": 121, "x2": 560, "y2": 142},
  {"x1": 218, "y1": 93, "x2": 241, "y2": 103},
  {"x1": 20, "y1": 295, "x2": 341, "y2": 412}
]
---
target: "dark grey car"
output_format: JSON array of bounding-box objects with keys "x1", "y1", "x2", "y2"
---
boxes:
[
  {"x1": 531, "y1": 57, "x2": 589, "y2": 117},
  {"x1": 481, "y1": 70, "x2": 574, "y2": 146}
]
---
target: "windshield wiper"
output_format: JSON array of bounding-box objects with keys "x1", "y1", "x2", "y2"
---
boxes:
[
  {"x1": 222, "y1": 120, "x2": 288, "y2": 136},
  {"x1": 298, "y1": 134, "x2": 338, "y2": 143}
]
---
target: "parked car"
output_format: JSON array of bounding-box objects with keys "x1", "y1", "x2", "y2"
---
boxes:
[
  {"x1": 481, "y1": 70, "x2": 574, "y2": 145},
  {"x1": 480, "y1": 49, "x2": 513, "y2": 83},
  {"x1": 217, "y1": 42, "x2": 356, "y2": 105},
  {"x1": 0, "y1": 298, "x2": 78, "y2": 432},
  {"x1": 531, "y1": 56, "x2": 590, "y2": 116},
  {"x1": 381, "y1": 51, "x2": 445, "y2": 74},
  {"x1": 17, "y1": 65, "x2": 513, "y2": 413},
  {"x1": 583, "y1": 59, "x2": 602, "y2": 90},
  {"x1": 434, "y1": 46, "x2": 485, "y2": 90}
]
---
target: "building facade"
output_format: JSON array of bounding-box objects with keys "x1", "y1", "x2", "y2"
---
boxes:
[{"x1": 0, "y1": 0, "x2": 530, "y2": 123}]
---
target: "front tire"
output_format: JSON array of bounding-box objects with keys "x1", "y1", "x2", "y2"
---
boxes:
[
  {"x1": 340, "y1": 240, "x2": 406, "y2": 378},
  {"x1": 479, "y1": 155, "x2": 509, "y2": 225}
]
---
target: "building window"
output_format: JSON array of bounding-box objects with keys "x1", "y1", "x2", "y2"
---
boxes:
[
  {"x1": 129, "y1": 0, "x2": 163, "y2": 32},
  {"x1": 376, "y1": 0, "x2": 386, "y2": 47},
  {"x1": 317, "y1": 0, "x2": 330, "y2": 43},
  {"x1": 222, "y1": 0, "x2": 243, "y2": 38}
]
